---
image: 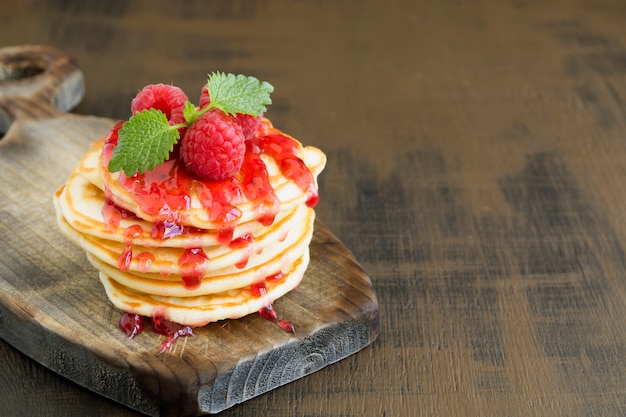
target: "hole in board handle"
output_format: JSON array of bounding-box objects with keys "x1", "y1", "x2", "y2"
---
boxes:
[
  {"x1": 0, "y1": 54, "x2": 48, "y2": 140},
  {"x1": 0, "y1": 58, "x2": 46, "y2": 81}
]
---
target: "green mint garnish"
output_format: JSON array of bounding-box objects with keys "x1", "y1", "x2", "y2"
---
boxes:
[
  {"x1": 205, "y1": 72, "x2": 274, "y2": 116},
  {"x1": 107, "y1": 72, "x2": 273, "y2": 176},
  {"x1": 108, "y1": 109, "x2": 183, "y2": 175}
]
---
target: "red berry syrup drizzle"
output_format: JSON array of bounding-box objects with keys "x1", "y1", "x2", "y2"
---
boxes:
[
  {"x1": 240, "y1": 142, "x2": 280, "y2": 226},
  {"x1": 255, "y1": 134, "x2": 319, "y2": 208},
  {"x1": 119, "y1": 158, "x2": 192, "y2": 240},
  {"x1": 118, "y1": 313, "x2": 194, "y2": 354},
  {"x1": 195, "y1": 176, "x2": 243, "y2": 244},
  {"x1": 251, "y1": 273, "x2": 295, "y2": 334},
  {"x1": 136, "y1": 251, "x2": 155, "y2": 273},
  {"x1": 178, "y1": 247, "x2": 208, "y2": 289},
  {"x1": 117, "y1": 224, "x2": 143, "y2": 271},
  {"x1": 228, "y1": 233, "x2": 254, "y2": 269},
  {"x1": 151, "y1": 314, "x2": 194, "y2": 354},
  {"x1": 102, "y1": 121, "x2": 124, "y2": 167},
  {"x1": 119, "y1": 312, "x2": 144, "y2": 340}
]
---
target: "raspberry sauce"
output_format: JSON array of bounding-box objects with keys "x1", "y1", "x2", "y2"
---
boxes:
[
  {"x1": 102, "y1": 198, "x2": 138, "y2": 232},
  {"x1": 258, "y1": 305, "x2": 278, "y2": 322},
  {"x1": 250, "y1": 281, "x2": 267, "y2": 297},
  {"x1": 118, "y1": 224, "x2": 144, "y2": 271},
  {"x1": 151, "y1": 315, "x2": 194, "y2": 353},
  {"x1": 240, "y1": 143, "x2": 280, "y2": 226},
  {"x1": 119, "y1": 312, "x2": 144, "y2": 339},
  {"x1": 229, "y1": 233, "x2": 254, "y2": 269},
  {"x1": 195, "y1": 176, "x2": 243, "y2": 244},
  {"x1": 266, "y1": 271, "x2": 284, "y2": 283},
  {"x1": 251, "y1": 273, "x2": 295, "y2": 335},
  {"x1": 118, "y1": 246, "x2": 132, "y2": 271},
  {"x1": 102, "y1": 121, "x2": 124, "y2": 167},
  {"x1": 136, "y1": 252, "x2": 154, "y2": 273},
  {"x1": 178, "y1": 248, "x2": 209, "y2": 289},
  {"x1": 258, "y1": 304, "x2": 296, "y2": 335},
  {"x1": 102, "y1": 199, "x2": 122, "y2": 231},
  {"x1": 256, "y1": 134, "x2": 319, "y2": 208},
  {"x1": 118, "y1": 158, "x2": 192, "y2": 240}
]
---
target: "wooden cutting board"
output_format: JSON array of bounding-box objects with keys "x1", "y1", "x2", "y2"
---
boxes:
[{"x1": 0, "y1": 45, "x2": 379, "y2": 416}]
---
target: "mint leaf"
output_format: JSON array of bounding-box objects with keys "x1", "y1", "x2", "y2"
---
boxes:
[
  {"x1": 107, "y1": 109, "x2": 180, "y2": 175},
  {"x1": 183, "y1": 101, "x2": 198, "y2": 124},
  {"x1": 207, "y1": 72, "x2": 274, "y2": 116}
]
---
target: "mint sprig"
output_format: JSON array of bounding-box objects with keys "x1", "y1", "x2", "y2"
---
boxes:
[{"x1": 107, "y1": 72, "x2": 273, "y2": 176}]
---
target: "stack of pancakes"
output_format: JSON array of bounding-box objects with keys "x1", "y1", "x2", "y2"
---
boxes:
[{"x1": 53, "y1": 121, "x2": 326, "y2": 327}]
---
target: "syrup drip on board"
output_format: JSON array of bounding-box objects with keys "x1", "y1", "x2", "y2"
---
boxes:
[
  {"x1": 151, "y1": 315, "x2": 194, "y2": 353},
  {"x1": 250, "y1": 275, "x2": 296, "y2": 334},
  {"x1": 119, "y1": 313, "x2": 194, "y2": 354},
  {"x1": 119, "y1": 312, "x2": 144, "y2": 339}
]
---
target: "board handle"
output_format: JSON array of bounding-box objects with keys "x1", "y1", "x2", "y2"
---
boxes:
[{"x1": 0, "y1": 45, "x2": 84, "y2": 133}]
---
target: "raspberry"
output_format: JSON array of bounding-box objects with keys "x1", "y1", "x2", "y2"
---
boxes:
[
  {"x1": 199, "y1": 84, "x2": 263, "y2": 140},
  {"x1": 180, "y1": 110, "x2": 246, "y2": 180},
  {"x1": 131, "y1": 83, "x2": 189, "y2": 125},
  {"x1": 104, "y1": 120, "x2": 125, "y2": 148},
  {"x1": 199, "y1": 84, "x2": 211, "y2": 109},
  {"x1": 237, "y1": 112, "x2": 263, "y2": 140},
  {"x1": 102, "y1": 120, "x2": 125, "y2": 168}
]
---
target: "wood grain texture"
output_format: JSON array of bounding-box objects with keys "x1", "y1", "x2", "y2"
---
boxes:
[
  {"x1": 3, "y1": 0, "x2": 626, "y2": 416},
  {"x1": 0, "y1": 45, "x2": 378, "y2": 416}
]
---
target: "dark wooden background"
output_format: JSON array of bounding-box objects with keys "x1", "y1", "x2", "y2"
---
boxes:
[{"x1": 3, "y1": 0, "x2": 626, "y2": 416}]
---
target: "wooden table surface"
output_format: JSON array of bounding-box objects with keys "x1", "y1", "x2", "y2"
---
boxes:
[{"x1": 2, "y1": 0, "x2": 626, "y2": 416}]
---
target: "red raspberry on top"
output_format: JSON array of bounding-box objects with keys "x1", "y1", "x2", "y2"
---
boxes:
[
  {"x1": 236, "y1": 113, "x2": 264, "y2": 140},
  {"x1": 199, "y1": 84, "x2": 263, "y2": 140},
  {"x1": 104, "y1": 120, "x2": 125, "y2": 148},
  {"x1": 102, "y1": 120, "x2": 125, "y2": 168},
  {"x1": 131, "y1": 84, "x2": 189, "y2": 125},
  {"x1": 180, "y1": 110, "x2": 246, "y2": 180},
  {"x1": 199, "y1": 84, "x2": 211, "y2": 109}
]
